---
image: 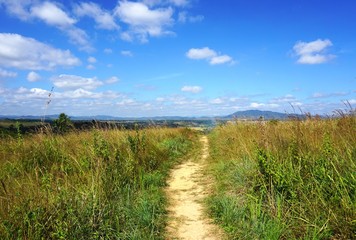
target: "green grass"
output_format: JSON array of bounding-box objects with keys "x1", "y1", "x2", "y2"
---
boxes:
[
  {"x1": 206, "y1": 115, "x2": 356, "y2": 239},
  {"x1": 0, "y1": 127, "x2": 197, "y2": 239}
]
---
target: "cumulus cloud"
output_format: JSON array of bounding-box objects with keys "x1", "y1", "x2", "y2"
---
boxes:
[
  {"x1": 30, "y1": 1, "x2": 76, "y2": 27},
  {"x1": 0, "y1": 68, "x2": 17, "y2": 78},
  {"x1": 27, "y1": 71, "x2": 41, "y2": 82},
  {"x1": 186, "y1": 47, "x2": 216, "y2": 59},
  {"x1": 0, "y1": 0, "x2": 201, "y2": 47},
  {"x1": 8, "y1": 87, "x2": 51, "y2": 100},
  {"x1": 0, "y1": 1, "x2": 92, "y2": 51},
  {"x1": 181, "y1": 85, "x2": 202, "y2": 93},
  {"x1": 51, "y1": 74, "x2": 103, "y2": 90},
  {"x1": 0, "y1": 33, "x2": 80, "y2": 70},
  {"x1": 74, "y1": 2, "x2": 119, "y2": 30},
  {"x1": 1, "y1": 0, "x2": 89, "y2": 28},
  {"x1": 106, "y1": 76, "x2": 119, "y2": 84},
  {"x1": 210, "y1": 55, "x2": 233, "y2": 65},
  {"x1": 186, "y1": 47, "x2": 234, "y2": 65},
  {"x1": 0, "y1": 0, "x2": 33, "y2": 20},
  {"x1": 6, "y1": 87, "x2": 120, "y2": 102},
  {"x1": 293, "y1": 39, "x2": 335, "y2": 64},
  {"x1": 59, "y1": 88, "x2": 111, "y2": 99},
  {"x1": 65, "y1": 27, "x2": 92, "y2": 52},
  {"x1": 250, "y1": 102, "x2": 279, "y2": 109},
  {"x1": 114, "y1": 0, "x2": 174, "y2": 42},
  {"x1": 30, "y1": 1, "x2": 92, "y2": 50}
]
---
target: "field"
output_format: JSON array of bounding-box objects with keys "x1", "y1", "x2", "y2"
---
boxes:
[
  {"x1": 207, "y1": 115, "x2": 355, "y2": 239},
  {"x1": 0, "y1": 114, "x2": 355, "y2": 239},
  {"x1": 0, "y1": 126, "x2": 197, "y2": 239}
]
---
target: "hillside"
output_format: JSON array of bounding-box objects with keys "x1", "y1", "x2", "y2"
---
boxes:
[{"x1": 224, "y1": 110, "x2": 298, "y2": 120}]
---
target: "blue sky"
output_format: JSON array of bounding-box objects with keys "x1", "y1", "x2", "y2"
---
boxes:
[{"x1": 0, "y1": 0, "x2": 355, "y2": 117}]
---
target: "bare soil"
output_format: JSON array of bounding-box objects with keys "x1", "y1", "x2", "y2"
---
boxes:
[{"x1": 165, "y1": 136, "x2": 225, "y2": 240}]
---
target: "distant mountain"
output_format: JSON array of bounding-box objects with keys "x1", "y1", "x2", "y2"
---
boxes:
[
  {"x1": 0, "y1": 114, "x2": 207, "y2": 121},
  {"x1": 224, "y1": 110, "x2": 300, "y2": 120},
  {"x1": 0, "y1": 114, "x2": 59, "y2": 120},
  {"x1": 0, "y1": 110, "x2": 303, "y2": 121}
]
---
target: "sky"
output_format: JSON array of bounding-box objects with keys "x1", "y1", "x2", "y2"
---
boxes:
[{"x1": 0, "y1": 0, "x2": 355, "y2": 117}]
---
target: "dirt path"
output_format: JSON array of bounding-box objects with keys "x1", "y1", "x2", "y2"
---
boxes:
[{"x1": 165, "y1": 136, "x2": 224, "y2": 240}]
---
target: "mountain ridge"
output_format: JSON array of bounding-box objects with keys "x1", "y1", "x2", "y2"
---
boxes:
[{"x1": 0, "y1": 110, "x2": 303, "y2": 121}]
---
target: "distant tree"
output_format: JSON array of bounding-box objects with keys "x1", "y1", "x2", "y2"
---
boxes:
[{"x1": 54, "y1": 113, "x2": 73, "y2": 133}]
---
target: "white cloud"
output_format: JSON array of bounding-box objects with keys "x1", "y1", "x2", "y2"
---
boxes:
[
  {"x1": 210, "y1": 55, "x2": 233, "y2": 65},
  {"x1": 312, "y1": 92, "x2": 324, "y2": 98},
  {"x1": 30, "y1": 2, "x2": 93, "y2": 51},
  {"x1": 9, "y1": 87, "x2": 50, "y2": 99},
  {"x1": 106, "y1": 76, "x2": 119, "y2": 84},
  {"x1": 27, "y1": 71, "x2": 41, "y2": 82},
  {"x1": 141, "y1": 0, "x2": 161, "y2": 7},
  {"x1": 210, "y1": 98, "x2": 224, "y2": 104},
  {"x1": 121, "y1": 50, "x2": 133, "y2": 57},
  {"x1": 51, "y1": 74, "x2": 103, "y2": 90},
  {"x1": 169, "y1": 0, "x2": 189, "y2": 6},
  {"x1": 74, "y1": 2, "x2": 119, "y2": 30},
  {"x1": 181, "y1": 85, "x2": 202, "y2": 93},
  {"x1": 65, "y1": 27, "x2": 92, "y2": 52},
  {"x1": 270, "y1": 94, "x2": 297, "y2": 103},
  {"x1": 30, "y1": 1, "x2": 76, "y2": 27},
  {"x1": 116, "y1": 98, "x2": 136, "y2": 106},
  {"x1": 186, "y1": 47, "x2": 234, "y2": 65},
  {"x1": 0, "y1": 0, "x2": 33, "y2": 20},
  {"x1": 87, "y1": 56, "x2": 97, "y2": 63},
  {"x1": 114, "y1": 0, "x2": 174, "y2": 42},
  {"x1": 312, "y1": 92, "x2": 349, "y2": 98},
  {"x1": 142, "y1": 0, "x2": 189, "y2": 7},
  {"x1": 250, "y1": 102, "x2": 279, "y2": 109},
  {"x1": 0, "y1": 1, "x2": 92, "y2": 51},
  {"x1": 6, "y1": 87, "x2": 120, "y2": 103},
  {"x1": 293, "y1": 39, "x2": 335, "y2": 64},
  {"x1": 250, "y1": 102, "x2": 265, "y2": 108},
  {"x1": 86, "y1": 64, "x2": 95, "y2": 70},
  {"x1": 186, "y1": 47, "x2": 216, "y2": 59},
  {"x1": 178, "y1": 11, "x2": 204, "y2": 23},
  {"x1": 0, "y1": 33, "x2": 80, "y2": 70},
  {"x1": 60, "y1": 88, "x2": 106, "y2": 99},
  {"x1": 104, "y1": 48, "x2": 113, "y2": 54},
  {"x1": 0, "y1": 68, "x2": 17, "y2": 78}
]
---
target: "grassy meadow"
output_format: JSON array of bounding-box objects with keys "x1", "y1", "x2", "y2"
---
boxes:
[
  {"x1": 0, "y1": 114, "x2": 355, "y2": 240},
  {"x1": 207, "y1": 115, "x2": 355, "y2": 239},
  {"x1": 0, "y1": 126, "x2": 197, "y2": 239}
]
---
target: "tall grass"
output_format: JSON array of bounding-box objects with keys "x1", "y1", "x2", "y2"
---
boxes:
[
  {"x1": 0, "y1": 127, "x2": 196, "y2": 239},
  {"x1": 207, "y1": 115, "x2": 355, "y2": 239}
]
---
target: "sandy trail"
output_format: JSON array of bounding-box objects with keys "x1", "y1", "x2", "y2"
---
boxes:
[{"x1": 165, "y1": 136, "x2": 224, "y2": 240}]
